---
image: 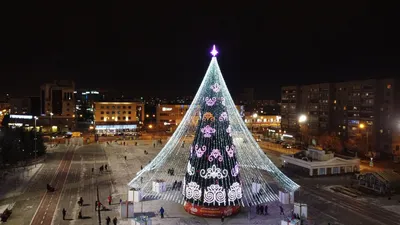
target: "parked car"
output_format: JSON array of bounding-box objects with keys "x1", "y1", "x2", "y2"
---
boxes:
[{"x1": 283, "y1": 144, "x2": 292, "y2": 149}]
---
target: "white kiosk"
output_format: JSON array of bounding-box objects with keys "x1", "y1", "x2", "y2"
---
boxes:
[{"x1": 152, "y1": 180, "x2": 166, "y2": 193}]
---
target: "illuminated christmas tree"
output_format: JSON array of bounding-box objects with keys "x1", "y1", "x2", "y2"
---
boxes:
[
  {"x1": 183, "y1": 46, "x2": 241, "y2": 207},
  {"x1": 128, "y1": 45, "x2": 299, "y2": 217}
]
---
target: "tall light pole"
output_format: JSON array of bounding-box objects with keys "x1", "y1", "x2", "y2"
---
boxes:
[
  {"x1": 298, "y1": 114, "x2": 307, "y2": 145},
  {"x1": 359, "y1": 123, "x2": 370, "y2": 159},
  {"x1": 34, "y1": 116, "x2": 38, "y2": 166},
  {"x1": 50, "y1": 112, "x2": 54, "y2": 133}
]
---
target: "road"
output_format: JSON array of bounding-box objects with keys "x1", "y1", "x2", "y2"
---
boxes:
[
  {"x1": 260, "y1": 141, "x2": 400, "y2": 225},
  {"x1": 30, "y1": 145, "x2": 76, "y2": 225}
]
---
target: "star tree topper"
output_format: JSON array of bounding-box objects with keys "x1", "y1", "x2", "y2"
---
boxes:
[{"x1": 210, "y1": 45, "x2": 218, "y2": 57}]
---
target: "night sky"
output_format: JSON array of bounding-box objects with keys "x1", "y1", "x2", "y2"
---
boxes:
[{"x1": 1, "y1": 2, "x2": 399, "y2": 100}]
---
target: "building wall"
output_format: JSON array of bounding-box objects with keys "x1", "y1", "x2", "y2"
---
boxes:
[
  {"x1": 155, "y1": 104, "x2": 242, "y2": 131},
  {"x1": 280, "y1": 86, "x2": 300, "y2": 133},
  {"x1": 299, "y1": 83, "x2": 332, "y2": 136},
  {"x1": 156, "y1": 104, "x2": 190, "y2": 129},
  {"x1": 281, "y1": 78, "x2": 400, "y2": 156},
  {"x1": 244, "y1": 114, "x2": 281, "y2": 129},
  {"x1": 94, "y1": 102, "x2": 144, "y2": 126},
  {"x1": 40, "y1": 81, "x2": 75, "y2": 117}
]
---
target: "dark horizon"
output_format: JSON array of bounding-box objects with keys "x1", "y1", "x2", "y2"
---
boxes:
[{"x1": 1, "y1": 2, "x2": 399, "y2": 100}]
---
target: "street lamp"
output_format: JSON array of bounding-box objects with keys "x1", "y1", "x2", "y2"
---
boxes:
[
  {"x1": 298, "y1": 114, "x2": 307, "y2": 145},
  {"x1": 298, "y1": 115, "x2": 307, "y2": 123},
  {"x1": 50, "y1": 112, "x2": 54, "y2": 133},
  {"x1": 34, "y1": 116, "x2": 38, "y2": 166},
  {"x1": 359, "y1": 123, "x2": 370, "y2": 160}
]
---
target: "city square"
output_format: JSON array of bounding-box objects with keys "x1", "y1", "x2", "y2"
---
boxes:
[{"x1": 2, "y1": 3, "x2": 400, "y2": 225}]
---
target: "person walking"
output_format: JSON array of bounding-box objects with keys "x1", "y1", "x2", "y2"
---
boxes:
[
  {"x1": 105, "y1": 164, "x2": 108, "y2": 171},
  {"x1": 159, "y1": 207, "x2": 165, "y2": 218},
  {"x1": 279, "y1": 205, "x2": 284, "y2": 215},
  {"x1": 106, "y1": 216, "x2": 111, "y2": 225},
  {"x1": 113, "y1": 217, "x2": 118, "y2": 225},
  {"x1": 108, "y1": 195, "x2": 112, "y2": 205},
  {"x1": 221, "y1": 213, "x2": 225, "y2": 222},
  {"x1": 62, "y1": 208, "x2": 66, "y2": 220},
  {"x1": 124, "y1": 156, "x2": 127, "y2": 160}
]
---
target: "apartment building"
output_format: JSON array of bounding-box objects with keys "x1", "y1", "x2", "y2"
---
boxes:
[
  {"x1": 299, "y1": 83, "x2": 332, "y2": 136},
  {"x1": 280, "y1": 86, "x2": 300, "y2": 133},
  {"x1": 332, "y1": 79, "x2": 398, "y2": 155},
  {"x1": 281, "y1": 78, "x2": 400, "y2": 157}
]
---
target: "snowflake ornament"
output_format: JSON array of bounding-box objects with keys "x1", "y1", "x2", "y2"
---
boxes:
[
  {"x1": 187, "y1": 162, "x2": 195, "y2": 175},
  {"x1": 221, "y1": 97, "x2": 226, "y2": 106},
  {"x1": 208, "y1": 149, "x2": 223, "y2": 162},
  {"x1": 203, "y1": 184, "x2": 226, "y2": 205},
  {"x1": 211, "y1": 83, "x2": 221, "y2": 93},
  {"x1": 202, "y1": 112, "x2": 215, "y2": 121},
  {"x1": 194, "y1": 144, "x2": 207, "y2": 157},
  {"x1": 200, "y1": 164, "x2": 228, "y2": 179},
  {"x1": 201, "y1": 125, "x2": 216, "y2": 138},
  {"x1": 231, "y1": 163, "x2": 239, "y2": 177},
  {"x1": 205, "y1": 97, "x2": 217, "y2": 106},
  {"x1": 228, "y1": 182, "x2": 242, "y2": 202},
  {"x1": 226, "y1": 145, "x2": 235, "y2": 157},
  {"x1": 219, "y1": 112, "x2": 228, "y2": 121},
  {"x1": 185, "y1": 182, "x2": 202, "y2": 201}
]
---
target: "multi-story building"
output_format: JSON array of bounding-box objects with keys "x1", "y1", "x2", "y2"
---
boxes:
[
  {"x1": 40, "y1": 80, "x2": 75, "y2": 117},
  {"x1": 155, "y1": 104, "x2": 190, "y2": 131},
  {"x1": 280, "y1": 86, "x2": 300, "y2": 134},
  {"x1": 331, "y1": 79, "x2": 399, "y2": 156},
  {"x1": 155, "y1": 104, "x2": 244, "y2": 132},
  {"x1": 9, "y1": 96, "x2": 41, "y2": 116},
  {"x1": 74, "y1": 89, "x2": 107, "y2": 129},
  {"x1": 0, "y1": 101, "x2": 10, "y2": 125},
  {"x1": 281, "y1": 78, "x2": 400, "y2": 157},
  {"x1": 93, "y1": 101, "x2": 145, "y2": 134},
  {"x1": 299, "y1": 83, "x2": 332, "y2": 136}
]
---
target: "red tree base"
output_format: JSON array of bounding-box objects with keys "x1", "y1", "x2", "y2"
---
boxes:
[{"x1": 183, "y1": 201, "x2": 241, "y2": 218}]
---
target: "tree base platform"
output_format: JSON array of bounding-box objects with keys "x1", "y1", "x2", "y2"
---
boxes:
[{"x1": 183, "y1": 201, "x2": 240, "y2": 218}]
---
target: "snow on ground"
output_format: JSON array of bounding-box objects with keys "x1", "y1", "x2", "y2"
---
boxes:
[
  {"x1": 324, "y1": 184, "x2": 400, "y2": 216},
  {"x1": 0, "y1": 163, "x2": 43, "y2": 201},
  {"x1": 104, "y1": 140, "x2": 294, "y2": 225}
]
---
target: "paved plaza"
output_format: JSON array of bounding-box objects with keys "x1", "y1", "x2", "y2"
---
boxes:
[{"x1": 1, "y1": 139, "x2": 400, "y2": 224}]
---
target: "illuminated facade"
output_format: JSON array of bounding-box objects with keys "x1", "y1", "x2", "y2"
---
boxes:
[
  {"x1": 156, "y1": 104, "x2": 190, "y2": 130},
  {"x1": 281, "y1": 78, "x2": 400, "y2": 156},
  {"x1": 156, "y1": 104, "x2": 242, "y2": 131},
  {"x1": 0, "y1": 102, "x2": 10, "y2": 125},
  {"x1": 40, "y1": 80, "x2": 75, "y2": 117},
  {"x1": 93, "y1": 102, "x2": 144, "y2": 132},
  {"x1": 244, "y1": 114, "x2": 281, "y2": 128}
]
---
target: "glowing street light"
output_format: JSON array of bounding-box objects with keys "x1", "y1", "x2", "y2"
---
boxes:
[
  {"x1": 298, "y1": 115, "x2": 307, "y2": 123},
  {"x1": 252, "y1": 113, "x2": 258, "y2": 118},
  {"x1": 359, "y1": 123, "x2": 365, "y2": 129},
  {"x1": 148, "y1": 124, "x2": 153, "y2": 129}
]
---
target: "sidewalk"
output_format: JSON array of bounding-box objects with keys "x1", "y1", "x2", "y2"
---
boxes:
[
  {"x1": 0, "y1": 164, "x2": 43, "y2": 201},
  {"x1": 104, "y1": 141, "x2": 295, "y2": 225}
]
